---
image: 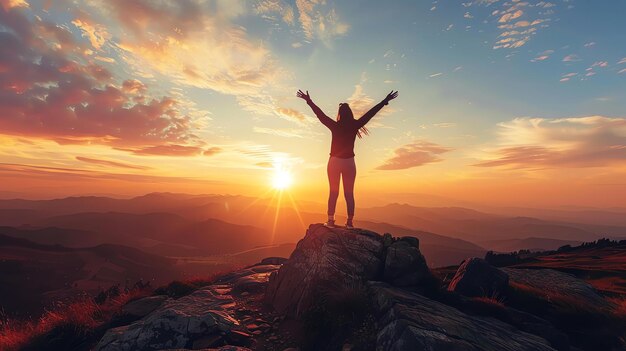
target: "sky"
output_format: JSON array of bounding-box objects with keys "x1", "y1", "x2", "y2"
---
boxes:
[{"x1": 0, "y1": 0, "x2": 625, "y2": 208}]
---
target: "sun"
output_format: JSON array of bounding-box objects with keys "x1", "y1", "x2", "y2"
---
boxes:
[{"x1": 272, "y1": 168, "x2": 293, "y2": 190}]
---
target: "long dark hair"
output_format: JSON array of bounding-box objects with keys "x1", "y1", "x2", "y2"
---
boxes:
[{"x1": 337, "y1": 103, "x2": 369, "y2": 138}]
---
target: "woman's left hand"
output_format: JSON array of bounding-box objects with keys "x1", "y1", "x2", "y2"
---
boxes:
[
  {"x1": 297, "y1": 90, "x2": 312, "y2": 103},
  {"x1": 383, "y1": 90, "x2": 398, "y2": 104}
]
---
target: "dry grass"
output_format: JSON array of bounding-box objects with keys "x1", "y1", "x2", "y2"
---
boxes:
[
  {"x1": 508, "y1": 281, "x2": 626, "y2": 350},
  {"x1": 472, "y1": 295, "x2": 506, "y2": 308},
  {"x1": 607, "y1": 297, "x2": 626, "y2": 318},
  {"x1": 0, "y1": 288, "x2": 149, "y2": 351},
  {"x1": 509, "y1": 281, "x2": 610, "y2": 316}
]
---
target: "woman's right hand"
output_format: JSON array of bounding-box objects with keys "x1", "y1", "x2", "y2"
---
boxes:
[
  {"x1": 383, "y1": 90, "x2": 398, "y2": 104},
  {"x1": 297, "y1": 89, "x2": 312, "y2": 103}
]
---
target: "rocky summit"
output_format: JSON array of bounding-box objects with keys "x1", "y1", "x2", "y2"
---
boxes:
[
  {"x1": 92, "y1": 223, "x2": 621, "y2": 351},
  {"x1": 265, "y1": 224, "x2": 432, "y2": 317}
]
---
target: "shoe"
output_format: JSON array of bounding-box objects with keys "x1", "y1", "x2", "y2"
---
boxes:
[
  {"x1": 324, "y1": 219, "x2": 336, "y2": 227},
  {"x1": 345, "y1": 220, "x2": 354, "y2": 228}
]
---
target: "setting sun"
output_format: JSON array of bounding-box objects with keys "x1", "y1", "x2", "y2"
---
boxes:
[{"x1": 272, "y1": 169, "x2": 293, "y2": 190}]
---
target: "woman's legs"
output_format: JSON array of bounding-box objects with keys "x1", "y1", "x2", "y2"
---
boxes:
[
  {"x1": 342, "y1": 158, "x2": 356, "y2": 221},
  {"x1": 326, "y1": 157, "x2": 341, "y2": 221}
]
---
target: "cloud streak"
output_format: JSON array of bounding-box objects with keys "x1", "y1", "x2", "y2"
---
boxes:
[
  {"x1": 475, "y1": 116, "x2": 626, "y2": 168},
  {"x1": 376, "y1": 141, "x2": 452, "y2": 170},
  {"x1": 76, "y1": 156, "x2": 151, "y2": 170}
]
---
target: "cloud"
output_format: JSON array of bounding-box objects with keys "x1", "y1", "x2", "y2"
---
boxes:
[
  {"x1": 429, "y1": 72, "x2": 444, "y2": 78},
  {"x1": 433, "y1": 123, "x2": 457, "y2": 128},
  {"x1": 0, "y1": 162, "x2": 221, "y2": 186},
  {"x1": 253, "y1": 127, "x2": 319, "y2": 138},
  {"x1": 296, "y1": 0, "x2": 349, "y2": 43},
  {"x1": 563, "y1": 54, "x2": 581, "y2": 62},
  {"x1": 498, "y1": 10, "x2": 523, "y2": 23},
  {"x1": 275, "y1": 107, "x2": 307, "y2": 123},
  {"x1": 71, "y1": 12, "x2": 110, "y2": 49},
  {"x1": 118, "y1": 144, "x2": 222, "y2": 157},
  {"x1": 75, "y1": 156, "x2": 151, "y2": 170},
  {"x1": 470, "y1": 0, "x2": 554, "y2": 50},
  {"x1": 0, "y1": 7, "x2": 202, "y2": 153},
  {"x1": 474, "y1": 116, "x2": 626, "y2": 168},
  {"x1": 203, "y1": 146, "x2": 222, "y2": 156},
  {"x1": 0, "y1": 0, "x2": 28, "y2": 11},
  {"x1": 74, "y1": 0, "x2": 295, "y2": 124},
  {"x1": 531, "y1": 49, "x2": 553, "y2": 62},
  {"x1": 256, "y1": 0, "x2": 349, "y2": 46},
  {"x1": 376, "y1": 141, "x2": 453, "y2": 170},
  {"x1": 344, "y1": 74, "x2": 396, "y2": 125},
  {"x1": 618, "y1": 57, "x2": 626, "y2": 65}
]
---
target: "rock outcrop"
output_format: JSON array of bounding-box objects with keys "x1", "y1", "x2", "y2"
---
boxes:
[
  {"x1": 265, "y1": 224, "x2": 431, "y2": 317},
  {"x1": 96, "y1": 285, "x2": 239, "y2": 351},
  {"x1": 370, "y1": 281, "x2": 556, "y2": 351},
  {"x1": 383, "y1": 237, "x2": 431, "y2": 287},
  {"x1": 448, "y1": 257, "x2": 509, "y2": 297},
  {"x1": 95, "y1": 264, "x2": 282, "y2": 351}
]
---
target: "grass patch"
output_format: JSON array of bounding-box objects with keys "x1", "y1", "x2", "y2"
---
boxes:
[
  {"x1": 507, "y1": 281, "x2": 626, "y2": 351},
  {"x1": 0, "y1": 288, "x2": 150, "y2": 351}
]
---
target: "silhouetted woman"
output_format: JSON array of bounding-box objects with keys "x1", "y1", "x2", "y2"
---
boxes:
[{"x1": 297, "y1": 89, "x2": 398, "y2": 228}]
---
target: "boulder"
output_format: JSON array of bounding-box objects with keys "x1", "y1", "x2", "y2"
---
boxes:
[
  {"x1": 160, "y1": 347, "x2": 251, "y2": 351},
  {"x1": 448, "y1": 257, "x2": 509, "y2": 297},
  {"x1": 232, "y1": 272, "x2": 272, "y2": 295},
  {"x1": 370, "y1": 281, "x2": 556, "y2": 351},
  {"x1": 383, "y1": 237, "x2": 430, "y2": 287},
  {"x1": 121, "y1": 295, "x2": 168, "y2": 318},
  {"x1": 95, "y1": 286, "x2": 239, "y2": 351},
  {"x1": 265, "y1": 224, "x2": 387, "y2": 317},
  {"x1": 258, "y1": 257, "x2": 288, "y2": 265}
]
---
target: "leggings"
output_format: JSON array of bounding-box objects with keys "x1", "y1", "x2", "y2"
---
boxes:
[{"x1": 327, "y1": 156, "x2": 356, "y2": 218}]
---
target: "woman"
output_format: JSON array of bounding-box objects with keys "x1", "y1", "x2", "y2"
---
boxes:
[{"x1": 297, "y1": 89, "x2": 398, "y2": 228}]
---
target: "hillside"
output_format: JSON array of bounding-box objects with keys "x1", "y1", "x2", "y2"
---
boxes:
[
  {"x1": 359, "y1": 203, "x2": 617, "y2": 242},
  {"x1": 8, "y1": 224, "x2": 622, "y2": 351},
  {"x1": 509, "y1": 241, "x2": 626, "y2": 296},
  {"x1": 0, "y1": 234, "x2": 177, "y2": 317}
]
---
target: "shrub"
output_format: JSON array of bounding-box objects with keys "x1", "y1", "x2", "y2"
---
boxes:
[{"x1": 0, "y1": 288, "x2": 150, "y2": 351}]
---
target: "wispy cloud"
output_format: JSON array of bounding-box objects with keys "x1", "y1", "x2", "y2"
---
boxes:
[
  {"x1": 256, "y1": 0, "x2": 349, "y2": 46},
  {"x1": 253, "y1": 127, "x2": 320, "y2": 138},
  {"x1": 468, "y1": 0, "x2": 557, "y2": 50},
  {"x1": 531, "y1": 49, "x2": 554, "y2": 62},
  {"x1": 475, "y1": 116, "x2": 626, "y2": 168},
  {"x1": 117, "y1": 145, "x2": 222, "y2": 157},
  {"x1": 563, "y1": 54, "x2": 581, "y2": 62},
  {"x1": 376, "y1": 141, "x2": 453, "y2": 170},
  {"x1": 75, "y1": 156, "x2": 151, "y2": 170}
]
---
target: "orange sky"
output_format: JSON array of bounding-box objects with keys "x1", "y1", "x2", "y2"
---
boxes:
[{"x1": 1, "y1": 0, "x2": 625, "y2": 209}]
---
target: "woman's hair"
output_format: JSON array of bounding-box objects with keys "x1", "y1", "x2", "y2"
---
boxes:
[{"x1": 337, "y1": 103, "x2": 369, "y2": 138}]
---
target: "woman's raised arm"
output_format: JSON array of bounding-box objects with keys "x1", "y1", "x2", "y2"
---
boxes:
[
  {"x1": 297, "y1": 90, "x2": 335, "y2": 129},
  {"x1": 356, "y1": 90, "x2": 398, "y2": 128}
]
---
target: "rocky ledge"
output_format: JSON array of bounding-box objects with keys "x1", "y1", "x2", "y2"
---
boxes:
[
  {"x1": 94, "y1": 223, "x2": 620, "y2": 351},
  {"x1": 95, "y1": 264, "x2": 282, "y2": 351}
]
